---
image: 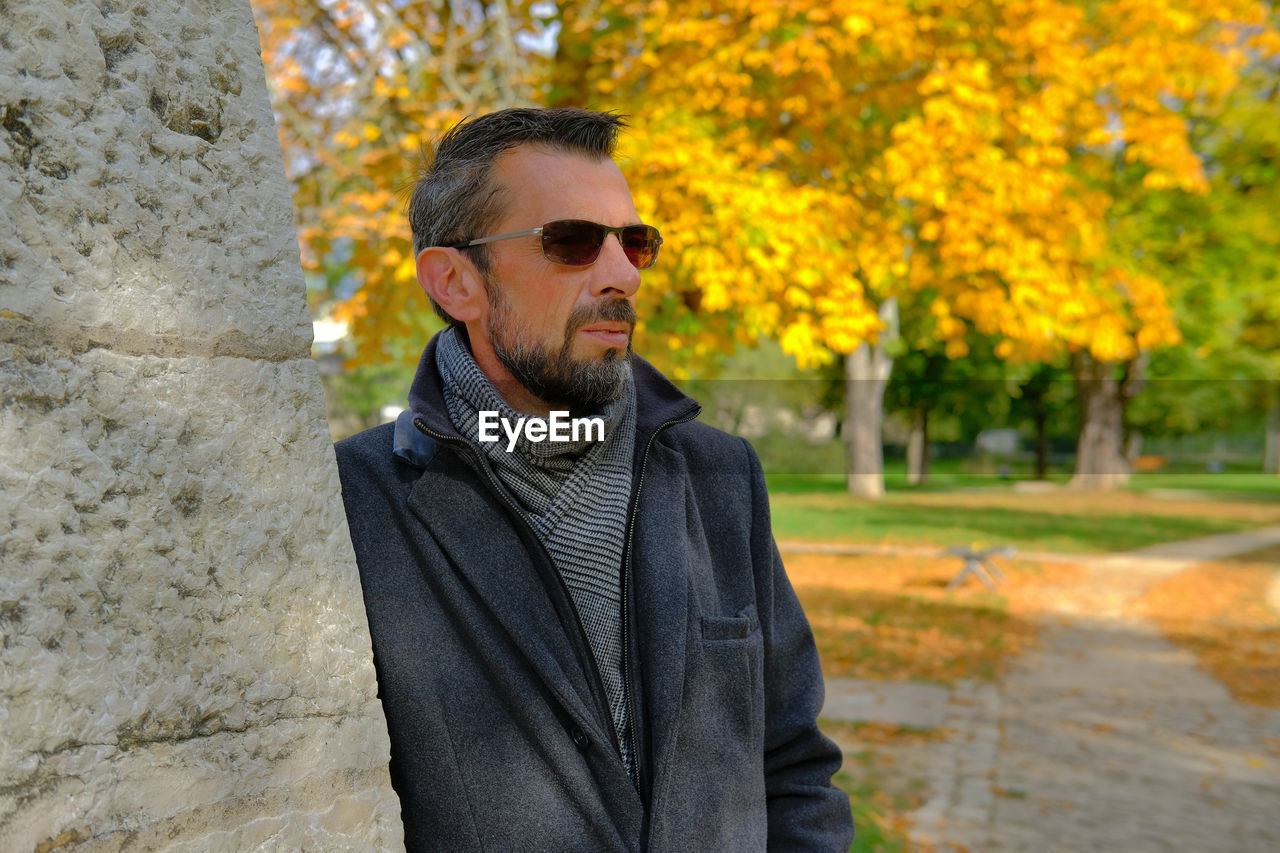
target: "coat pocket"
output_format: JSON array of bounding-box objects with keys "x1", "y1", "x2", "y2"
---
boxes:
[
  {"x1": 695, "y1": 604, "x2": 763, "y2": 748},
  {"x1": 671, "y1": 602, "x2": 765, "y2": 841},
  {"x1": 700, "y1": 605, "x2": 759, "y2": 642}
]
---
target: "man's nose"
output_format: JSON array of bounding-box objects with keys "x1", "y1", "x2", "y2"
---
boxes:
[{"x1": 589, "y1": 232, "x2": 642, "y2": 298}]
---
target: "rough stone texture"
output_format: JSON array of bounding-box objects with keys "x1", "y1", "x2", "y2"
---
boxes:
[
  {"x1": 1, "y1": 2, "x2": 402, "y2": 849},
  {"x1": 0, "y1": 0, "x2": 311, "y2": 359}
]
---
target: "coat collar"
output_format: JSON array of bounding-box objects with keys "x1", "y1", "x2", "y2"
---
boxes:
[{"x1": 406, "y1": 329, "x2": 700, "y2": 454}]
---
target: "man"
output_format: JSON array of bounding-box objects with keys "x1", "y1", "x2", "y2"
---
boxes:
[{"x1": 335, "y1": 107, "x2": 854, "y2": 851}]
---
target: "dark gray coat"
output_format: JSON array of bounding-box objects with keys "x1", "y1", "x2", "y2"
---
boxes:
[{"x1": 335, "y1": 337, "x2": 854, "y2": 852}]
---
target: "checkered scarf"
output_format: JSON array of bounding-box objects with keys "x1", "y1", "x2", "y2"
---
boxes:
[{"x1": 435, "y1": 327, "x2": 637, "y2": 780}]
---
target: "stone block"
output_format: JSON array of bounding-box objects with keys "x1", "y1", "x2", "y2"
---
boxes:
[
  {"x1": 0, "y1": 0, "x2": 311, "y2": 360},
  {"x1": 0, "y1": 346, "x2": 402, "y2": 849},
  {"x1": 0, "y1": 0, "x2": 403, "y2": 847}
]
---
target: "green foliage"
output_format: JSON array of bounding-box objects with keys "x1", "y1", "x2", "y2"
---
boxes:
[
  {"x1": 1110, "y1": 65, "x2": 1280, "y2": 440},
  {"x1": 320, "y1": 361, "x2": 416, "y2": 439},
  {"x1": 884, "y1": 334, "x2": 1017, "y2": 444}
]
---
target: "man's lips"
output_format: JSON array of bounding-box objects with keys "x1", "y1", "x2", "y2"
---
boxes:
[{"x1": 578, "y1": 323, "x2": 632, "y2": 346}]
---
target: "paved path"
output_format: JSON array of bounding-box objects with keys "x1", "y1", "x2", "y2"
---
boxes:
[{"x1": 821, "y1": 526, "x2": 1280, "y2": 852}]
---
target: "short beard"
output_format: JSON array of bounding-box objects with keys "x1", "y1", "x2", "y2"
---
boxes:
[{"x1": 486, "y1": 290, "x2": 635, "y2": 416}]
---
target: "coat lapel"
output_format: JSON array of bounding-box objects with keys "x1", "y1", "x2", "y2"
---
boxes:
[
  {"x1": 629, "y1": 441, "x2": 693, "y2": 794},
  {"x1": 406, "y1": 453, "x2": 613, "y2": 741}
]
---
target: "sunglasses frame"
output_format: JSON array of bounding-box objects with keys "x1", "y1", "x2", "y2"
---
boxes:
[{"x1": 449, "y1": 219, "x2": 663, "y2": 270}]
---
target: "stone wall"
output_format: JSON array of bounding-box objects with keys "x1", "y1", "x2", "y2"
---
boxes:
[{"x1": 0, "y1": 2, "x2": 403, "y2": 849}]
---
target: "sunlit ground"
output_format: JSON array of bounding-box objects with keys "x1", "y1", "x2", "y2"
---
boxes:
[{"x1": 785, "y1": 489, "x2": 1280, "y2": 851}]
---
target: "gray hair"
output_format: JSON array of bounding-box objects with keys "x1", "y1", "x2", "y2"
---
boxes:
[{"x1": 407, "y1": 108, "x2": 628, "y2": 326}]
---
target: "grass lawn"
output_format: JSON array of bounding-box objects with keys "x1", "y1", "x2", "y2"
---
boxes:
[
  {"x1": 775, "y1": 477, "x2": 1280, "y2": 689},
  {"x1": 767, "y1": 480, "x2": 1280, "y2": 554},
  {"x1": 1129, "y1": 470, "x2": 1280, "y2": 499},
  {"x1": 824, "y1": 722, "x2": 953, "y2": 852},
  {"x1": 835, "y1": 768, "x2": 917, "y2": 853},
  {"x1": 760, "y1": 455, "x2": 1280, "y2": 500}
]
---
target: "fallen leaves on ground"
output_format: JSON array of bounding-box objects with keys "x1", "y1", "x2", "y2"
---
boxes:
[
  {"x1": 786, "y1": 552, "x2": 1085, "y2": 684},
  {"x1": 833, "y1": 765, "x2": 940, "y2": 853},
  {"x1": 820, "y1": 719, "x2": 954, "y2": 747},
  {"x1": 1134, "y1": 545, "x2": 1280, "y2": 707},
  {"x1": 794, "y1": 534, "x2": 1280, "y2": 850}
]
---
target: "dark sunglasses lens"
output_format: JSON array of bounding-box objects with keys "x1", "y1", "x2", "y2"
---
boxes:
[
  {"x1": 540, "y1": 220, "x2": 663, "y2": 269},
  {"x1": 541, "y1": 220, "x2": 606, "y2": 266},
  {"x1": 620, "y1": 225, "x2": 662, "y2": 270}
]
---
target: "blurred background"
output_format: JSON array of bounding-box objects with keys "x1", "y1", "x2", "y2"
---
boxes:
[
  {"x1": 249, "y1": 0, "x2": 1278, "y2": 498},
  {"x1": 250, "y1": 2, "x2": 1280, "y2": 850}
]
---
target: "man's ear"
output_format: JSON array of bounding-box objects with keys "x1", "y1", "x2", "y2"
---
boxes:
[{"x1": 417, "y1": 247, "x2": 486, "y2": 323}]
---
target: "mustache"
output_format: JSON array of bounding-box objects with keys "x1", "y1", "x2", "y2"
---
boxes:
[{"x1": 564, "y1": 299, "x2": 636, "y2": 338}]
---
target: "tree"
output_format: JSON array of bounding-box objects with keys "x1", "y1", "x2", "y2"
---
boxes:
[
  {"x1": 549, "y1": 0, "x2": 1276, "y2": 494},
  {"x1": 884, "y1": 313, "x2": 1013, "y2": 486},
  {"x1": 252, "y1": 0, "x2": 554, "y2": 364},
  {"x1": 1108, "y1": 60, "x2": 1280, "y2": 474},
  {"x1": 1006, "y1": 360, "x2": 1076, "y2": 480},
  {"x1": 254, "y1": 1, "x2": 1278, "y2": 494},
  {"x1": 1054, "y1": 5, "x2": 1279, "y2": 487}
]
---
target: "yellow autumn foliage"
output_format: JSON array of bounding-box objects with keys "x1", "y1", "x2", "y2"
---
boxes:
[
  {"x1": 253, "y1": 0, "x2": 1276, "y2": 372},
  {"x1": 553, "y1": 0, "x2": 1273, "y2": 369},
  {"x1": 253, "y1": 0, "x2": 550, "y2": 363}
]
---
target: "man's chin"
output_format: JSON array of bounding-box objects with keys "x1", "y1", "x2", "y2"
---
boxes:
[{"x1": 490, "y1": 330, "x2": 630, "y2": 415}]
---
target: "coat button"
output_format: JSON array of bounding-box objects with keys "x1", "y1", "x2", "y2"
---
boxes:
[{"x1": 570, "y1": 726, "x2": 591, "y2": 751}]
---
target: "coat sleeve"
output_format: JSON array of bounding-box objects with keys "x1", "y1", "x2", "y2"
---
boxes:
[{"x1": 741, "y1": 438, "x2": 856, "y2": 852}]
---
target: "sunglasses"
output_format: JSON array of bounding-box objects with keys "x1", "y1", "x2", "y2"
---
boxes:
[{"x1": 449, "y1": 219, "x2": 663, "y2": 270}]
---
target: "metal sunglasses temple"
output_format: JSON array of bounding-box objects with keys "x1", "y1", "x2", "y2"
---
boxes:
[{"x1": 449, "y1": 227, "x2": 544, "y2": 250}]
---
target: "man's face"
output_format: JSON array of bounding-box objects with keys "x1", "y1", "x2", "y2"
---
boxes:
[{"x1": 468, "y1": 146, "x2": 645, "y2": 415}]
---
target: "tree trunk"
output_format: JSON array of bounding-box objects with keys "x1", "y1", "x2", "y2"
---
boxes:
[
  {"x1": 1265, "y1": 384, "x2": 1279, "y2": 475},
  {"x1": 1124, "y1": 431, "x2": 1143, "y2": 467},
  {"x1": 906, "y1": 409, "x2": 930, "y2": 486},
  {"x1": 1033, "y1": 405, "x2": 1049, "y2": 480},
  {"x1": 1069, "y1": 351, "x2": 1146, "y2": 490},
  {"x1": 1068, "y1": 351, "x2": 1132, "y2": 491},
  {"x1": 844, "y1": 298, "x2": 898, "y2": 499}
]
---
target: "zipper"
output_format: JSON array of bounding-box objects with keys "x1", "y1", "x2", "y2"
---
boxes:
[
  {"x1": 619, "y1": 406, "x2": 701, "y2": 796},
  {"x1": 417, "y1": 404, "x2": 700, "y2": 796},
  {"x1": 414, "y1": 417, "x2": 624, "y2": 764}
]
